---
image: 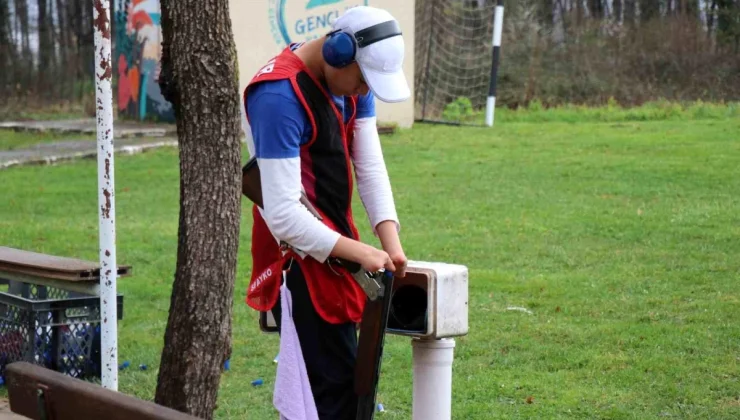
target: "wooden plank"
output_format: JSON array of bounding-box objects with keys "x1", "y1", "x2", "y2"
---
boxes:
[
  {"x1": 0, "y1": 270, "x2": 100, "y2": 296},
  {"x1": 0, "y1": 247, "x2": 131, "y2": 281},
  {"x1": 0, "y1": 398, "x2": 32, "y2": 420},
  {"x1": 6, "y1": 362, "x2": 199, "y2": 420}
]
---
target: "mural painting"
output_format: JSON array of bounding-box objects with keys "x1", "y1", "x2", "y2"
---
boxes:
[{"x1": 114, "y1": 0, "x2": 174, "y2": 122}]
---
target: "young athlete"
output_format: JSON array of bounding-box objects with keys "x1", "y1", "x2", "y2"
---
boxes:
[{"x1": 241, "y1": 6, "x2": 409, "y2": 419}]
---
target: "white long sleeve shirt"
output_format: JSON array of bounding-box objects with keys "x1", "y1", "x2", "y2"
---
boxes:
[{"x1": 243, "y1": 77, "x2": 399, "y2": 263}]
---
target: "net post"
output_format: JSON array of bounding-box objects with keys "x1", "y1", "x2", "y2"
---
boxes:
[
  {"x1": 486, "y1": 0, "x2": 504, "y2": 127},
  {"x1": 420, "y1": 1, "x2": 438, "y2": 122}
]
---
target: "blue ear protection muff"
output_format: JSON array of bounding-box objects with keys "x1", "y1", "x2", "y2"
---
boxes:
[{"x1": 322, "y1": 20, "x2": 403, "y2": 68}]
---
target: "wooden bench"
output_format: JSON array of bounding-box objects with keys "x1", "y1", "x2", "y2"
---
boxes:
[
  {"x1": 0, "y1": 246, "x2": 131, "y2": 296},
  {"x1": 0, "y1": 247, "x2": 129, "y2": 381},
  {"x1": 5, "y1": 362, "x2": 199, "y2": 420}
]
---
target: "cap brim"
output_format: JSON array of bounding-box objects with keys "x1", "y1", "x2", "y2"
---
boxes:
[{"x1": 359, "y1": 66, "x2": 410, "y2": 103}]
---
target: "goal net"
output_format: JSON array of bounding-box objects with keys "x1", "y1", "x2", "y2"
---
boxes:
[{"x1": 414, "y1": 0, "x2": 498, "y2": 126}]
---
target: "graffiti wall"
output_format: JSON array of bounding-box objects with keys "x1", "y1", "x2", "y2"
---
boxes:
[{"x1": 114, "y1": 0, "x2": 174, "y2": 122}]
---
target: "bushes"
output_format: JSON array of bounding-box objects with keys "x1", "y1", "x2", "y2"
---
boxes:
[{"x1": 414, "y1": 1, "x2": 740, "y2": 123}]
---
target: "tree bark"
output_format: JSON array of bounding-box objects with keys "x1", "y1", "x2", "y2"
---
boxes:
[
  {"x1": 55, "y1": 0, "x2": 68, "y2": 99},
  {"x1": 614, "y1": 0, "x2": 623, "y2": 23},
  {"x1": 624, "y1": 0, "x2": 636, "y2": 25},
  {"x1": 153, "y1": 0, "x2": 242, "y2": 418},
  {"x1": 589, "y1": 0, "x2": 604, "y2": 19},
  {"x1": 37, "y1": 0, "x2": 51, "y2": 95},
  {"x1": 716, "y1": 0, "x2": 739, "y2": 49},
  {"x1": 641, "y1": 0, "x2": 660, "y2": 22},
  {"x1": 0, "y1": 0, "x2": 12, "y2": 98}
]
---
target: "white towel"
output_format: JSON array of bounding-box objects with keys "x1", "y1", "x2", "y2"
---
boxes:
[{"x1": 273, "y1": 282, "x2": 319, "y2": 420}]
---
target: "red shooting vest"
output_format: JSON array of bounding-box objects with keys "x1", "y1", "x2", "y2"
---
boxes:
[{"x1": 243, "y1": 45, "x2": 366, "y2": 325}]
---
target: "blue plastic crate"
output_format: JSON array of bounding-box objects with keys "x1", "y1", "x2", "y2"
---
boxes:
[{"x1": 0, "y1": 283, "x2": 123, "y2": 382}]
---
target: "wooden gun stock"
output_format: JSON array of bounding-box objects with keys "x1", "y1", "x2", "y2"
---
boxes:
[
  {"x1": 241, "y1": 156, "x2": 264, "y2": 208},
  {"x1": 355, "y1": 271, "x2": 394, "y2": 420}
]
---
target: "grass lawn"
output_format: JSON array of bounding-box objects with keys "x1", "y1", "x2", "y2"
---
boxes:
[{"x1": 1, "y1": 111, "x2": 739, "y2": 419}]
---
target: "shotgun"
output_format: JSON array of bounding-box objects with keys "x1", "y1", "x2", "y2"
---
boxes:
[{"x1": 241, "y1": 157, "x2": 394, "y2": 419}]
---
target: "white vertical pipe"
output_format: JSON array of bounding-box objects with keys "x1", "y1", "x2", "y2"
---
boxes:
[
  {"x1": 92, "y1": 0, "x2": 118, "y2": 391},
  {"x1": 412, "y1": 338, "x2": 456, "y2": 420},
  {"x1": 493, "y1": 4, "x2": 504, "y2": 47},
  {"x1": 486, "y1": 2, "x2": 504, "y2": 127},
  {"x1": 485, "y1": 97, "x2": 496, "y2": 127}
]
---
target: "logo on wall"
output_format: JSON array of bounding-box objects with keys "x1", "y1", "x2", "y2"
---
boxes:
[{"x1": 268, "y1": 0, "x2": 369, "y2": 46}]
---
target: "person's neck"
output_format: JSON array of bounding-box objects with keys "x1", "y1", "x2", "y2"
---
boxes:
[{"x1": 293, "y1": 39, "x2": 326, "y2": 84}]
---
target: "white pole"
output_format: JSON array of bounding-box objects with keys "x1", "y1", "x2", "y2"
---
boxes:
[
  {"x1": 486, "y1": 1, "x2": 504, "y2": 127},
  {"x1": 412, "y1": 338, "x2": 456, "y2": 420},
  {"x1": 92, "y1": 0, "x2": 118, "y2": 391}
]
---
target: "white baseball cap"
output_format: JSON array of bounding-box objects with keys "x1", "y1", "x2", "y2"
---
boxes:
[{"x1": 331, "y1": 6, "x2": 410, "y2": 103}]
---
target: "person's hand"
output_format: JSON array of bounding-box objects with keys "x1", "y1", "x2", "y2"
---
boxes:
[
  {"x1": 386, "y1": 248, "x2": 407, "y2": 278},
  {"x1": 359, "y1": 246, "x2": 396, "y2": 273}
]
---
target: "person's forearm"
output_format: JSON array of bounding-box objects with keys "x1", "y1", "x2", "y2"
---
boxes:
[
  {"x1": 352, "y1": 117, "x2": 400, "y2": 235},
  {"x1": 330, "y1": 236, "x2": 372, "y2": 263},
  {"x1": 376, "y1": 220, "x2": 402, "y2": 254}
]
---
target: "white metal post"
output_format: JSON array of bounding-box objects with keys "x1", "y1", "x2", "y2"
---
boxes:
[
  {"x1": 412, "y1": 338, "x2": 456, "y2": 420},
  {"x1": 92, "y1": 0, "x2": 118, "y2": 391},
  {"x1": 486, "y1": 1, "x2": 504, "y2": 127}
]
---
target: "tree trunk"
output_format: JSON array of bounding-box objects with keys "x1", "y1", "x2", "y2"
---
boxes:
[
  {"x1": 614, "y1": 0, "x2": 623, "y2": 23},
  {"x1": 55, "y1": 0, "x2": 68, "y2": 100},
  {"x1": 0, "y1": 0, "x2": 12, "y2": 98},
  {"x1": 684, "y1": 0, "x2": 700, "y2": 17},
  {"x1": 16, "y1": 0, "x2": 32, "y2": 104},
  {"x1": 716, "y1": 0, "x2": 739, "y2": 49},
  {"x1": 589, "y1": 0, "x2": 604, "y2": 19},
  {"x1": 153, "y1": 0, "x2": 242, "y2": 418},
  {"x1": 624, "y1": 0, "x2": 636, "y2": 25},
  {"x1": 707, "y1": 0, "x2": 717, "y2": 36},
  {"x1": 641, "y1": 0, "x2": 660, "y2": 22},
  {"x1": 37, "y1": 0, "x2": 50, "y2": 96}
]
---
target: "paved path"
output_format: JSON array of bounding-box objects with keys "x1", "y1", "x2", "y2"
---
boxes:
[
  {"x1": 0, "y1": 119, "x2": 178, "y2": 169},
  {"x1": 0, "y1": 118, "x2": 176, "y2": 138}
]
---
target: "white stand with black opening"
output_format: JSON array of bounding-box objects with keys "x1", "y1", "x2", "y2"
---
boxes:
[{"x1": 387, "y1": 261, "x2": 469, "y2": 420}]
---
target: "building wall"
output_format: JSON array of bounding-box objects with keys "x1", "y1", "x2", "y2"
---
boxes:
[{"x1": 229, "y1": 0, "x2": 415, "y2": 128}]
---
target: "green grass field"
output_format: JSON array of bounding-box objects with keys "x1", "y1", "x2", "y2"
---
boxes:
[{"x1": 1, "y1": 107, "x2": 739, "y2": 419}]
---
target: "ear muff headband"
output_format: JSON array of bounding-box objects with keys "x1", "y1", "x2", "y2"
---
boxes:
[
  {"x1": 354, "y1": 20, "x2": 402, "y2": 48},
  {"x1": 323, "y1": 20, "x2": 402, "y2": 68}
]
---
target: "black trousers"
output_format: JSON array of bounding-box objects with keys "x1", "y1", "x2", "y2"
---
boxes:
[{"x1": 271, "y1": 262, "x2": 359, "y2": 420}]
